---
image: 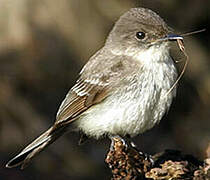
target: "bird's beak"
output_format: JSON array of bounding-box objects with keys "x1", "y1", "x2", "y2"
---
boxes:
[{"x1": 160, "y1": 34, "x2": 183, "y2": 41}]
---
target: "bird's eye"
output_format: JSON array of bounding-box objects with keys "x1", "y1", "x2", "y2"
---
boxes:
[{"x1": 136, "y1": 32, "x2": 145, "y2": 40}]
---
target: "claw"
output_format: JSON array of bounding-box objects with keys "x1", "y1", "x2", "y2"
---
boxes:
[
  {"x1": 130, "y1": 141, "x2": 137, "y2": 148},
  {"x1": 144, "y1": 153, "x2": 154, "y2": 166}
]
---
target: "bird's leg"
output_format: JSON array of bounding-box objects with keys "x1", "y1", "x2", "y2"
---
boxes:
[
  {"x1": 125, "y1": 134, "x2": 154, "y2": 166},
  {"x1": 109, "y1": 134, "x2": 138, "y2": 151},
  {"x1": 109, "y1": 135, "x2": 127, "y2": 151},
  {"x1": 125, "y1": 134, "x2": 137, "y2": 148},
  {"x1": 108, "y1": 135, "x2": 154, "y2": 167}
]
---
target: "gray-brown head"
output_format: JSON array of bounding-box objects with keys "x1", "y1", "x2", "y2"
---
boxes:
[{"x1": 105, "y1": 8, "x2": 182, "y2": 53}]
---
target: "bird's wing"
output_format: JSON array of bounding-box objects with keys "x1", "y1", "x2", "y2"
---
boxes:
[
  {"x1": 55, "y1": 51, "x2": 139, "y2": 127},
  {"x1": 55, "y1": 76, "x2": 110, "y2": 126}
]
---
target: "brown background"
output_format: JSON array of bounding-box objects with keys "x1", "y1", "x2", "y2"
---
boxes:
[{"x1": 0, "y1": 0, "x2": 209, "y2": 179}]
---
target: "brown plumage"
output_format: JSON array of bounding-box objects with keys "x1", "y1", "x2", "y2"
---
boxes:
[{"x1": 6, "y1": 77, "x2": 110, "y2": 168}]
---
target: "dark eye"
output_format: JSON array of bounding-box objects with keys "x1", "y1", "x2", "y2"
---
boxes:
[{"x1": 136, "y1": 32, "x2": 145, "y2": 40}]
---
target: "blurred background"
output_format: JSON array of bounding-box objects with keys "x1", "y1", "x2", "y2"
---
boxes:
[{"x1": 0, "y1": 0, "x2": 209, "y2": 179}]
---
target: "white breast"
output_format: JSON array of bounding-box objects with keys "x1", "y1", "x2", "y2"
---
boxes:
[{"x1": 75, "y1": 44, "x2": 177, "y2": 139}]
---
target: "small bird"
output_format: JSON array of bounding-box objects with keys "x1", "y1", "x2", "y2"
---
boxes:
[{"x1": 6, "y1": 7, "x2": 183, "y2": 169}]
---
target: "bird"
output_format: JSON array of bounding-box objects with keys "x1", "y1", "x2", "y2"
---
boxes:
[{"x1": 6, "y1": 7, "x2": 183, "y2": 169}]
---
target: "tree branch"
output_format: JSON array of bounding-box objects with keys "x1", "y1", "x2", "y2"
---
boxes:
[{"x1": 105, "y1": 137, "x2": 210, "y2": 180}]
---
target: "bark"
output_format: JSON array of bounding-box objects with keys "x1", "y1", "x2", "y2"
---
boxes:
[{"x1": 105, "y1": 137, "x2": 210, "y2": 180}]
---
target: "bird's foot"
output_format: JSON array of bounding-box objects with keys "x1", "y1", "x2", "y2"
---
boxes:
[
  {"x1": 109, "y1": 135, "x2": 127, "y2": 151},
  {"x1": 141, "y1": 152, "x2": 154, "y2": 166}
]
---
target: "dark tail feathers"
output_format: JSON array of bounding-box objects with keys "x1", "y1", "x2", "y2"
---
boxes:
[{"x1": 6, "y1": 125, "x2": 67, "y2": 169}]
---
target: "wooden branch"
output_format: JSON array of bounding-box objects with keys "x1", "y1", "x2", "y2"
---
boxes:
[{"x1": 105, "y1": 137, "x2": 210, "y2": 180}]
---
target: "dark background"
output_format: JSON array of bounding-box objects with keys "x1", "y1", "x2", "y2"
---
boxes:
[{"x1": 0, "y1": 0, "x2": 209, "y2": 179}]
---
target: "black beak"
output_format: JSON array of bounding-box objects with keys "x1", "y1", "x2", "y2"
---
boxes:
[{"x1": 160, "y1": 34, "x2": 183, "y2": 41}]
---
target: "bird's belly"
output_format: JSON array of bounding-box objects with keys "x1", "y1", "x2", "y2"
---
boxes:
[
  {"x1": 75, "y1": 82, "x2": 173, "y2": 139},
  {"x1": 75, "y1": 58, "x2": 177, "y2": 139}
]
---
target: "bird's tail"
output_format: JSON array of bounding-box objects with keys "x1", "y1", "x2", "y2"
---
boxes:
[{"x1": 6, "y1": 125, "x2": 67, "y2": 169}]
